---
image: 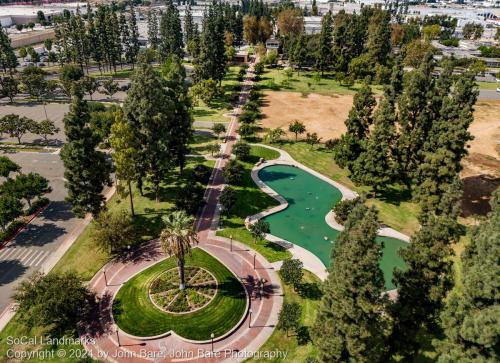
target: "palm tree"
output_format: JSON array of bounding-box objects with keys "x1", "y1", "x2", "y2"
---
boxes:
[{"x1": 159, "y1": 211, "x2": 199, "y2": 290}]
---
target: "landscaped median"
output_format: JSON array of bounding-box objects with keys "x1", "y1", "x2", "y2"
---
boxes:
[
  {"x1": 112, "y1": 248, "x2": 247, "y2": 341},
  {"x1": 216, "y1": 146, "x2": 292, "y2": 263}
]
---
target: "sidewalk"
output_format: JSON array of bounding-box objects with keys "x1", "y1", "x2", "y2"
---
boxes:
[{"x1": 83, "y1": 59, "x2": 284, "y2": 362}]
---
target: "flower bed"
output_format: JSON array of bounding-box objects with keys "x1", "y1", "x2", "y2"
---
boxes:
[{"x1": 149, "y1": 267, "x2": 217, "y2": 314}]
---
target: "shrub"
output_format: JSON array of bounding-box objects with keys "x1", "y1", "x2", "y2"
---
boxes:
[
  {"x1": 250, "y1": 219, "x2": 270, "y2": 242},
  {"x1": 175, "y1": 182, "x2": 205, "y2": 215},
  {"x1": 222, "y1": 160, "x2": 244, "y2": 185},
  {"x1": 243, "y1": 100, "x2": 260, "y2": 112},
  {"x1": 248, "y1": 89, "x2": 262, "y2": 102},
  {"x1": 219, "y1": 186, "x2": 236, "y2": 215},
  {"x1": 192, "y1": 164, "x2": 211, "y2": 184},
  {"x1": 324, "y1": 138, "x2": 339, "y2": 151},
  {"x1": 332, "y1": 197, "x2": 361, "y2": 225},
  {"x1": 254, "y1": 62, "x2": 264, "y2": 75},
  {"x1": 233, "y1": 141, "x2": 251, "y2": 160},
  {"x1": 0, "y1": 219, "x2": 26, "y2": 243},
  {"x1": 90, "y1": 210, "x2": 137, "y2": 253},
  {"x1": 280, "y1": 259, "x2": 303, "y2": 290},
  {"x1": 239, "y1": 110, "x2": 259, "y2": 123},
  {"x1": 238, "y1": 124, "x2": 257, "y2": 139},
  {"x1": 13, "y1": 272, "x2": 93, "y2": 331},
  {"x1": 277, "y1": 302, "x2": 301, "y2": 336}
]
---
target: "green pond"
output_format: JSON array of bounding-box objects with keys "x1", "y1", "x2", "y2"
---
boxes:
[{"x1": 258, "y1": 164, "x2": 407, "y2": 290}]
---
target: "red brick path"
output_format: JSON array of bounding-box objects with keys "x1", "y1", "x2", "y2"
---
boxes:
[{"x1": 82, "y1": 60, "x2": 283, "y2": 363}]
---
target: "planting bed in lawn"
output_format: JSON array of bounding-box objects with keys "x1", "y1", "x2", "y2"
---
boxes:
[{"x1": 112, "y1": 248, "x2": 246, "y2": 340}]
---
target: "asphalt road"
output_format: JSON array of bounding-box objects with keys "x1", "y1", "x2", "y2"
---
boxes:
[
  {"x1": 0, "y1": 152, "x2": 80, "y2": 312},
  {"x1": 479, "y1": 89, "x2": 500, "y2": 100}
]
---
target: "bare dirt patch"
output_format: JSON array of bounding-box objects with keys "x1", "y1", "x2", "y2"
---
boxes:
[
  {"x1": 261, "y1": 91, "x2": 500, "y2": 216},
  {"x1": 260, "y1": 91, "x2": 352, "y2": 140}
]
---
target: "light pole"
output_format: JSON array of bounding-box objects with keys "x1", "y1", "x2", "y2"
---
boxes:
[
  {"x1": 248, "y1": 309, "x2": 253, "y2": 328},
  {"x1": 103, "y1": 269, "x2": 108, "y2": 286},
  {"x1": 116, "y1": 328, "x2": 121, "y2": 347},
  {"x1": 253, "y1": 253, "x2": 256, "y2": 270},
  {"x1": 230, "y1": 235, "x2": 233, "y2": 252},
  {"x1": 210, "y1": 333, "x2": 214, "y2": 353}
]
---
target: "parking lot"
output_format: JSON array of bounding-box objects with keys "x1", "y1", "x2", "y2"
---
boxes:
[{"x1": 0, "y1": 152, "x2": 79, "y2": 311}]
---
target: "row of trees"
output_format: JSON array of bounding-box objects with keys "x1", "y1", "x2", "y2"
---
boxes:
[
  {"x1": 0, "y1": 115, "x2": 59, "y2": 144},
  {"x1": 312, "y1": 185, "x2": 498, "y2": 362},
  {"x1": 0, "y1": 156, "x2": 51, "y2": 235},
  {"x1": 309, "y1": 49, "x2": 492, "y2": 361},
  {"x1": 1, "y1": 64, "x2": 122, "y2": 107},
  {"x1": 334, "y1": 54, "x2": 477, "y2": 211},
  {"x1": 53, "y1": 3, "x2": 140, "y2": 73}
]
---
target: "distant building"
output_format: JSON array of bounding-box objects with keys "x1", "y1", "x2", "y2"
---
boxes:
[{"x1": 265, "y1": 37, "x2": 280, "y2": 52}]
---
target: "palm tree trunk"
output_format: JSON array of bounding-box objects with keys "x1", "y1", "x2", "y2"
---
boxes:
[{"x1": 178, "y1": 258, "x2": 185, "y2": 290}]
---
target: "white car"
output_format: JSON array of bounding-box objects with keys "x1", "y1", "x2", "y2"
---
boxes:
[{"x1": 497, "y1": 88, "x2": 500, "y2": 93}]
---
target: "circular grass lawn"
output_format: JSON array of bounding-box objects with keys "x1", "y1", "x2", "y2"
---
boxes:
[{"x1": 112, "y1": 248, "x2": 247, "y2": 340}]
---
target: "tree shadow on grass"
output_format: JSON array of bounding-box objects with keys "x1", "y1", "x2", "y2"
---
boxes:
[
  {"x1": 297, "y1": 282, "x2": 322, "y2": 300},
  {"x1": 376, "y1": 185, "x2": 413, "y2": 206}
]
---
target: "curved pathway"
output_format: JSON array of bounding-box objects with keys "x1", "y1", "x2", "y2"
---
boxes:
[
  {"x1": 82, "y1": 60, "x2": 284, "y2": 362},
  {"x1": 246, "y1": 143, "x2": 411, "y2": 282}
]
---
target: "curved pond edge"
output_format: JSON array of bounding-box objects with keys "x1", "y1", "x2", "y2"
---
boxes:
[
  {"x1": 246, "y1": 144, "x2": 411, "y2": 295},
  {"x1": 108, "y1": 245, "x2": 250, "y2": 343}
]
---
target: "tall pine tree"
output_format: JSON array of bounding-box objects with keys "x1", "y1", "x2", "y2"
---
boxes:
[
  {"x1": 195, "y1": 3, "x2": 226, "y2": 83},
  {"x1": 147, "y1": 9, "x2": 159, "y2": 51},
  {"x1": 437, "y1": 188, "x2": 499, "y2": 362},
  {"x1": 352, "y1": 92, "x2": 396, "y2": 193},
  {"x1": 312, "y1": 201, "x2": 391, "y2": 362},
  {"x1": 389, "y1": 181, "x2": 463, "y2": 359},
  {"x1": 159, "y1": 0, "x2": 184, "y2": 61},
  {"x1": 161, "y1": 54, "x2": 192, "y2": 174},
  {"x1": 60, "y1": 88, "x2": 111, "y2": 217},
  {"x1": 316, "y1": 11, "x2": 333, "y2": 75},
  {"x1": 123, "y1": 61, "x2": 176, "y2": 201}
]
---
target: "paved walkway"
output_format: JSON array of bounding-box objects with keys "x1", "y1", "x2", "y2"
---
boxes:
[{"x1": 82, "y1": 60, "x2": 284, "y2": 362}]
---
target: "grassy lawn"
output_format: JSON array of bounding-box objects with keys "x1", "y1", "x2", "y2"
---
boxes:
[
  {"x1": 189, "y1": 132, "x2": 219, "y2": 155},
  {"x1": 192, "y1": 66, "x2": 240, "y2": 123},
  {"x1": 265, "y1": 141, "x2": 420, "y2": 236},
  {"x1": 52, "y1": 158, "x2": 215, "y2": 281},
  {"x1": 216, "y1": 146, "x2": 292, "y2": 262},
  {"x1": 113, "y1": 248, "x2": 246, "y2": 340},
  {"x1": 0, "y1": 319, "x2": 86, "y2": 363},
  {"x1": 477, "y1": 81, "x2": 499, "y2": 90},
  {"x1": 245, "y1": 270, "x2": 321, "y2": 362},
  {"x1": 257, "y1": 67, "x2": 383, "y2": 96}
]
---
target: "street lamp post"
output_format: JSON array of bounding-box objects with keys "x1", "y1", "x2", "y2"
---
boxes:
[
  {"x1": 116, "y1": 328, "x2": 121, "y2": 347},
  {"x1": 253, "y1": 253, "x2": 256, "y2": 270},
  {"x1": 103, "y1": 269, "x2": 108, "y2": 286},
  {"x1": 230, "y1": 235, "x2": 233, "y2": 252},
  {"x1": 210, "y1": 333, "x2": 215, "y2": 353},
  {"x1": 248, "y1": 309, "x2": 253, "y2": 328}
]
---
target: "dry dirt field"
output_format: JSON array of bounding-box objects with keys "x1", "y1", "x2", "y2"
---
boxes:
[
  {"x1": 260, "y1": 92, "x2": 351, "y2": 141},
  {"x1": 260, "y1": 91, "x2": 500, "y2": 215}
]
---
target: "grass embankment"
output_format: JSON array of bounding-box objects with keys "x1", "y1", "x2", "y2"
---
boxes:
[
  {"x1": 476, "y1": 81, "x2": 499, "y2": 90},
  {"x1": 0, "y1": 159, "x2": 215, "y2": 362},
  {"x1": 246, "y1": 270, "x2": 321, "y2": 362},
  {"x1": 190, "y1": 133, "x2": 219, "y2": 155},
  {"x1": 216, "y1": 146, "x2": 292, "y2": 262},
  {"x1": 264, "y1": 141, "x2": 420, "y2": 236},
  {"x1": 53, "y1": 157, "x2": 215, "y2": 280},
  {"x1": 257, "y1": 67, "x2": 383, "y2": 96},
  {"x1": 192, "y1": 66, "x2": 240, "y2": 124},
  {"x1": 113, "y1": 248, "x2": 246, "y2": 339}
]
